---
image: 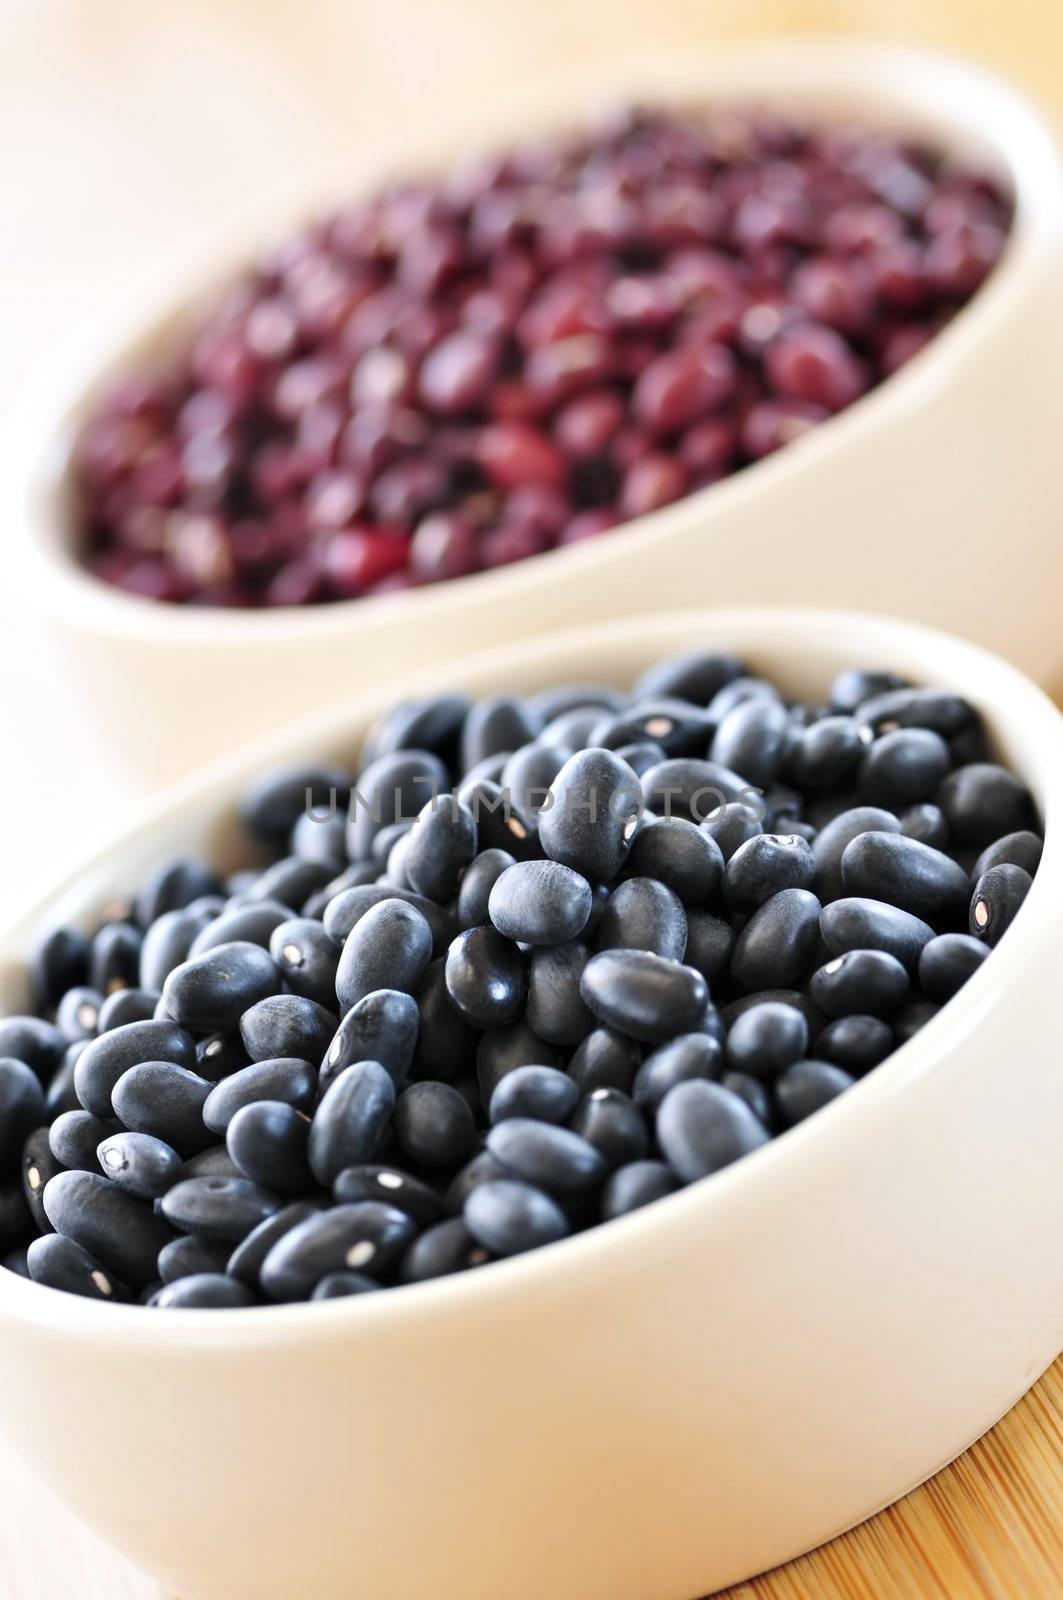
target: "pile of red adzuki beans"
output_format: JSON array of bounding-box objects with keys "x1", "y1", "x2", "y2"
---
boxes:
[{"x1": 73, "y1": 106, "x2": 1012, "y2": 608}]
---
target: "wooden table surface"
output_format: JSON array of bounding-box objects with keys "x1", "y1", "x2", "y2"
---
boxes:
[{"x1": 1, "y1": 4, "x2": 1061, "y2": 1596}]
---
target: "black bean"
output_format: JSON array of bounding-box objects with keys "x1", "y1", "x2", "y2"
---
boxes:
[
  {"x1": 656, "y1": 1080, "x2": 769, "y2": 1182},
  {"x1": 411, "y1": 960, "x2": 480, "y2": 1083},
  {"x1": 111, "y1": 1062, "x2": 213, "y2": 1155},
  {"x1": 501, "y1": 742, "x2": 569, "y2": 813},
  {"x1": 856, "y1": 687, "x2": 975, "y2": 739},
  {"x1": 399, "y1": 1217, "x2": 489, "y2": 1282},
  {"x1": 702, "y1": 801, "x2": 763, "y2": 861},
  {"x1": 812, "y1": 806, "x2": 901, "y2": 904},
  {"x1": 135, "y1": 859, "x2": 222, "y2": 927},
  {"x1": 180, "y1": 1146, "x2": 243, "y2": 1182},
  {"x1": 893, "y1": 999, "x2": 941, "y2": 1044},
  {"x1": 261, "y1": 1201, "x2": 415, "y2": 1300},
  {"x1": 322, "y1": 989, "x2": 420, "y2": 1091},
  {"x1": 840, "y1": 832, "x2": 969, "y2": 926},
  {"x1": 859, "y1": 729, "x2": 952, "y2": 808},
  {"x1": 404, "y1": 796, "x2": 478, "y2": 903},
  {"x1": 723, "y1": 833, "x2": 814, "y2": 912},
  {"x1": 151, "y1": 1273, "x2": 257, "y2": 1309},
  {"x1": 332, "y1": 1165, "x2": 445, "y2": 1226},
  {"x1": 0, "y1": 1060, "x2": 45, "y2": 1172},
  {"x1": 969, "y1": 864, "x2": 1032, "y2": 946},
  {"x1": 49, "y1": 1110, "x2": 119, "y2": 1174},
  {"x1": 456, "y1": 778, "x2": 538, "y2": 859},
  {"x1": 809, "y1": 950, "x2": 909, "y2": 1018},
  {"x1": 162, "y1": 942, "x2": 280, "y2": 1035},
  {"x1": 730, "y1": 888, "x2": 821, "y2": 992},
  {"x1": 489, "y1": 1065, "x2": 579, "y2": 1126},
  {"x1": 488, "y1": 860, "x2": 593, "y2": 946},
  {"x1": 195, "y1": 1032, "x2": 251, "y2": 1082},
  {"x1": 239, "y1": 994, "x2": 336, "y2": 1066},
  {"x1": 570, "y1": 1088, "x2": 648, "y2": 1168},
  {"x1": 580, "y1": 949, "x2": 707, "y2": 1043},
  {"x1": 456, "y1": 848, "x2": 517, "y2": 930},
  {"x1": 973, "y1": 830, "x2": 1043, "y2": 880},
  {"x1": 290, "y1": 809, "x2": 347, "y2": 869},
  {"x1": 900, "y1": 803, "x2": 949, "y2": 850},
  {"x1": 642, "y1": 758, "x2": 750, "y2": 824},
  {"x1": 27, "y1": 1234, "x2": 121, "y2": 1301},
  {"x1": 21, "y1": 1127, "x2": 60, "y2": 1233},
  {"x1": 567, "y1": 1027, "x2": 640, "y2": 1095},
  {"x1": 0, "y1": 1181, "x2": 31, "y2": 1253},
  {"x1": 161, "y1": 1176, "x2": 282, "y2": 1244},
  {"x1": 140, "y1": 907, "x2": 214, "y2": 991},
  {"x1": 323, "y1": 883, "x2": 456, "y2": 957},
  {"x1": 537, "y1": 748, "x2": 642, "y2": 884},
  {"x1": 45, "y1": 1043, "x2": 85, "y2": 1118},
  {"x1": 335, "y1": 898, "x2": 434, "y2": 1012},
  {"x1": 524, "y1": 942, "x2": 594, "y2": 1047},
  {"x1": 0, "y1": 1017, "x2": 65, "y2": 1081},
  {"x1": 226, "y1": 1201, "x2": 320, "y2": 1288},
  {"x1": 245, "y1": 856, "x2": 336, "y2": 911},
  {"x1": 242, "y1": 764, "x2": 352, "y2": 844},
  {"x1": 721, "y1": 988, "x2": 823, "y2": 1035},
  {"x1": 310, "y1": 1271, "x2": 380, "y2": 1299},
  {"x1": 445, "y1": 927, "x2": 527, "y2": 1029},
  {"x1": 158, "y1": 1234, "x2": 230, "y2": 1284},
  {"x1": 775, "y1": 1060, "x2": 855, "y2": 1126},
  {"x1": 632, "y1": 1033, "x2": 723, "y2": 1112},
  {"x1": 55, "y1": 986, "x2": 101, "y2": 1043},
  {"x1": 43, "y1": 1169, "x2": 170, "y2": 1287},
  {"x1": 725, "y1": 1001, "x2": 808, "y2": 1081},
  {"x1": 308, "y1": 1061, "x2": 395, "y2": 1186},
  {"x1": 188, "y1": 900, "x2": 294, "y2": 957},
  {"x1": 269, "y1": 918, "x2": 341, "y2": 1006},
  {"x1": 394, "y1": 1082, "x2": 476, "y2": 1170},
  {"x1": 461, "y1": 695, "x2": 540, "y2": 773},
  {"x1": 720, "y1": 1071, "x2": 772, "y2": 1125},
  {"x1": 597, "y1": 878, "x2": 687, "y2": 960},
  {"x1": 830, "y1": 668, "x2": 908, "y2": 715},
  {"x1": 590, "y1": 698, "x2": 710, "y2": 757},
  {"x1": 226, "y1": 1101, "x2": 312, "y2": 1196},
  {"x1": 465, "y1": 1179, "x2": 568, "y2": 1257},
  {"x1": 711, "y1": 695, "x2": 791, "y2": 788},
  {"x1": 817, "y1": 1015, "x2": 894, "y2": 1074},
  {"x1": 614, "y1": 741, "x2": 667, "y2": 777},
  {"x1": 362, "y1": 694, "x2": 470, "y2": 768},
  {"x1": 98, "y1": 1132, "x2": 183, "y2": 1200},
  {"x1": 635, "y1": 650, "x2": 745, "y2": 706},
  {"x1": 682, "y1": 911, "x2": 735, "y2": 984},
  {"x1": 347, "y1": 749, "x2": 449, "y2": 861},
  {"x1": 89, "y1": 922, "x2": 142, "y2": 996},
  {"x1": 600, "y1": 1160, "x2": 678, "y2": 1220},
  {"x1": 30, "y1": 927, "x2": 89, "y2": 1010},
  {"x1": 622, "y1": 816, "x2": 723, "y2": 906},
  {"x1": 918, "y1": 933, "x2": 991, "y2": 1002},
  {"x1": 530, "y1": 684, "x2": 626, "y2": 722},
  {"x1": 97, "y1": 987, "x2": 161, "y2": 1032},
  {"x1": 486, "y1": 1118, "x2": 606, "y2": 1195},
  {"x1": 820, "y1": 897, "x2": 934, "y2": 971},
  {"x1": 73, "y1": 1019, "x2": 196, "y2": 1120},
  {"x1": 936, "y1": 763, "x2": 1034, "y2": 847},
  {"x1": 787, "y1": 715, "x2": 867, "y2": 793}
]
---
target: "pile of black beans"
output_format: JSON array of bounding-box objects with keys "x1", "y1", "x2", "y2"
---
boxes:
[{"x1": 0, "y1": 650, "x2": 1042, "y2": 1308}]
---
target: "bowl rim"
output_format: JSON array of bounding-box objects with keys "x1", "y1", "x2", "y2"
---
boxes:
[
  {"x1": 2, "y1": 603, "x2": 1061, "y2": 1343},
  {"x1": 11, "y1": 39, "x2": 1063, "y2": 644}
]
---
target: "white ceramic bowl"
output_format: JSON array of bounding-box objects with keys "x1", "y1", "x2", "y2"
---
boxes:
[
  {"x1": 0, "y1": 606, "x2": 1061, "y2": 1600},
  {"x1": 9, "y1": 42, "x2": 1063, "y2": 791}
]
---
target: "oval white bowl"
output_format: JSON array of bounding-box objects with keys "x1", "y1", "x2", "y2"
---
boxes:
[
  {"x1": 0, "y1": 606, "x2": 1061, "y2": 1600},
  {"x1": 9, "y1": 41, "x2": 1063, "y2": 790}
]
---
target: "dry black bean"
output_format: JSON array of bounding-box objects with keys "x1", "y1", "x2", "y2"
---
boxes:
[
  {"x1": 0, "y1": 1060, "x2": 45, "y2": 1172},
  {"x1": 445, "y1": 927, "x2": 527, "y2": 1030},
  {"x1": 158, "y1": 1234, "x2": 230, "y2": 1284},
  {"x1": 723, "y1": 833, "x2": 815, "y2": 912},
  {"x1": 730, "y1": 888, "x2": 822, "y2": 992},
  {"x1": 937, "y1": 763, "x2": 1033, "y2": 847},
  {"x1": 27, "y1": 1234, "x2": 121, "y2": 1300},
  {"x1": 151, "y1": 1273, "x2": 257, "y2": 1309},
  {"x1": 332, "y1": 1165, "x2": 445, "y2": 1227},
  {"x1": 89, "y1": 922, "x2": 143, "y2": 996},
  {"x1": 567, "y1": 1027, "x2": 640, "y2": 1095},
  {"x1": 261, "y1": 1202, "x2": 415, "y2": 1299},
  {"x1": 918, "y1": 934, "x2": 990, "y2": 1002},
  {"x1": 202, "y1": 1058, "x2": 317, "y2": 1138},
  {"x1": 830, "y1": 669, "x2": 908, "y2": 715},
  {"x1": 347, "y1": 750, "x2": 449, "y2": 862},
  {"x1": 656, "y1": 1080, "x2": 769, "y2": 1182},
  {"x1": 73, "y1": 1018, "x2": 197, "y2": 1120},
  {"x1": 43, "y1": 1169, "x2": 170, "y2": 1287},
  {"x1": 538, "y1": 748, "x2": 642, "y2": 884},
  {"x1": 524, "y1": 942, "x2": 594, "y2": 1047},
  {"x1": 97, "y1": 987, "x2": 161, "y2": 1032},
  {"x1": 720, "y1": 1071, "x2": 773, "y2": 1126},
  {"x1": 702, "y1": 801, "x2": 763, "y2": 861},
  {"x1": 570, "y1": 1088, "x2": 648, "y2": 1169},
  {"x1": 408, "y1": 961, "x2": 478, "y2": 1083},
  {"x1": 841, "y1": 832, "x2": 970, "y2": 927},
  {"x1": 632, "y1": 1034, "x2": 723, "y2": 1112},
  {"x1": 308, "y1": 1061, "x2": 395, "y2": 1186},
  {"x1": 161, "y1": 1176, "x2": 283, "y2": 1244},
  {"x1": 820, "y1": 897, "x2": 934, "y2": 971},
  {"x1": 240, "y1": 994, "x2": 336, "y2": 1066},
  {"x1": 465, "y1": 1178, "x2": 568, "y2": 1257},
  {"x1": 809, "y1": 949, "x2": 910, "y2": 1018},
  {"x1": 859, "y1": 729, "x2": 952, "y2": 808},
  {"x1": 635, "y1": 650, "x2": 745, "y2": 707},
  {"x1": 711, "y1": 696, "x2": 791, "y2": 789},
  {"x1": 188, "y1": 901, "x2": 293, "y2": 958},
  {"x1": 682, "y1": 911, "x2": 735, "y2": 984},
  {"x1": 816, "y1": 1015, "x2": 894, "y2": 1074},
  {"x1": 0, "y1": 1017, "x2": 66, "y2": 1081},
  {"x1": 969, "y1": 864, "x2": 1033, "y2": 946},
  {"x1": 973, "y1": 830, "x2": 1043, "y2": 880},
  {"x1": 311, "y1": 1271, "x2": 379, "y2": 1299},
  {"x1": 226, "y1": 1201, "x2": 320, "y2": 1288},
  {"x1": 456, "y1": 848, "x2": 517, "y2": 930},
  {"x1": 163, "y1": 942, "x2": 280, "y2": 1034},
  {"x1": 21, "y1": 1127, "x2": 61, "y2": 1233},
  {"x1": 775, "y1": 1061, "x2": 855, "y2": 1126},
  {"x1": 725, "y1": 1001, "x2": 808, "y2": 1081},
  {"x1": 900, "y1": 803, "x2": 949, "y2": 850},
  {"x1": 787, "y1": 716, "x2": 867, "y2": 794},
  {"x1": 489, "y1": 860, "x2": 593, "y2": 947},
  {"x1": 597, "y1": 878, "x2": 687, "y2": 961},
  {"x1": 590, "y1": 699, "x2": 710, "y2": 758},
  {"x1": 487, "y1": 1119, "x2": 606, "y2": 1195},
  {"x1": 811, "y1": 806, "x2": 901, "y2": 904},
  {"x1": 226, "y1": 1101, "x2": 312, "y2": 1196},
  {"x1": 394, "y1": 1082, "x2": 476, "y2": 1170},
  {"x1": 600, "y1": 1160, "x2": 678, "y2": 1220},
  {"x1": 623, "y1": 816, "x2": 723, "y2": 905},
  {"x1": 488, "y1": 1065, "x2": 579, "y2": 1126},
  {"x1": 30, "y1": 928, "x2": 89, "y2": 1010},
  {"x1": 98, "y1": 1132, "x2": 183, "y2": 1200},
  {"x1": 49, "y1": 1110, "x2": 119, "y2": 1174},
  {"x1": 335, "y1": 898, "x2": 434, "y2": 1012},
  {"x1": 269, "y1": 918, "x2": 341, "y2": 1006},
  {"x1": 111, "y1": 1062, "x2": 213, "y2": 1156},
  {"x1": 399, "y1": 1217, "x2": 489, "y2": 1283},
  {"x1": 322, "y1": 989, "x2": 420, "y2": 1091},
  {"x1": 580, "y1": 949, "x2": 708, "y2": 1043},
  {"x1": 404, "y1": 797, "x2": 478, "y2": 903}
]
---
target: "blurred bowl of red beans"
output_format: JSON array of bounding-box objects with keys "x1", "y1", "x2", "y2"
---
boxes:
[{"x1": 13, "y1": 42, "x2": 1063, "y2": 784}]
